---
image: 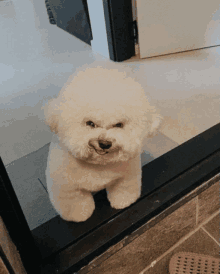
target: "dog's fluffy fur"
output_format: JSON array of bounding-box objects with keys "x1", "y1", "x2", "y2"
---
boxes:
[{"x1": 44, "y1": 66, "x2": 162, "y2": 222}]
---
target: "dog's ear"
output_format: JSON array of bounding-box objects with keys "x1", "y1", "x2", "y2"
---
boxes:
[
  {"x1": 42, "y1": 99, "x2": 59, "y2": 134},
  {"x1": 148, "y1": 114, "x2": 163, "y2": 137}
]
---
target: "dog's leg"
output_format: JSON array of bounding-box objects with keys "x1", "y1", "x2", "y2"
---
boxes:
[
  {"x1": 106, "y1": 176, "x2": 142, "y2": 209},
  {"x1": 106, "y1": 156, "x2": 142, "y2": 209},
  {"x1": 49, "y1": 188, "x2": 95, "y2": 222}
]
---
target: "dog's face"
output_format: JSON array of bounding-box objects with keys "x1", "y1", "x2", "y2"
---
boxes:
[{"x1": 44, "y1": 67, "x2": 162, "y2": 165}]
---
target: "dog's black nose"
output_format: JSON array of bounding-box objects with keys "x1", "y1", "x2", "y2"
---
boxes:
[{"x1": 98, "y1": 140, "x2": 112, "y2": 150}]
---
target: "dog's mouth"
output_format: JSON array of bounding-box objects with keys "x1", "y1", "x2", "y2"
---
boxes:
[
  {"x1": 89, "y1": 142, "x2": 120, "y2": 156},
  {"x1": 94, "y1": 148, "x2": 109, "y2": 155},
  {"x1": 93, "y1": 147, "x2": 109, "y2": 155},
  {"x1": 88, "y1": 144, "x2": 107, "y2": 155},
  {"x1": 89, "y1": 144, "x2": 112, "y2": 155}
]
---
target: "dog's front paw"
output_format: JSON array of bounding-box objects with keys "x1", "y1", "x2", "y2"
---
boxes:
[
  {"x1": 107, "y1": 191, "x2": 141, "y2": 210},
  {"x1": 61, "y1": 201, "x2": 95, "y2": 222},
  {"x1": 52, "y1": 193, "x2": 95, "y2": 222}
]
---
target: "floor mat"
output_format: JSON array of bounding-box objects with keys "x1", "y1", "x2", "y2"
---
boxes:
[{"x1": 169, "y1": 252, "x2": 220, "y2": 274}]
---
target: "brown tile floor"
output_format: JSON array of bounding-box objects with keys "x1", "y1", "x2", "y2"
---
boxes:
[
  {"x1": 140, "y1": 212, "x2": 219, "y2": 274},
  {"x1": 0, "y1": 257, "x2": 8, "y2": 274}
]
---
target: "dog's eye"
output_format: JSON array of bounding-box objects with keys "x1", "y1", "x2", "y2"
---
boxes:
[
  {"x1": 114, "y1": 123, "x2": 123, "y2": 128},
  {"x1": 86, "y1": 121, "x2": 96, "y2": 128}
]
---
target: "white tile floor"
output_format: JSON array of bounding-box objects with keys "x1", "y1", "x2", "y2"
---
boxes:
[{"x1": 0, "y1": 0, "x2": 220, "y2": 230}]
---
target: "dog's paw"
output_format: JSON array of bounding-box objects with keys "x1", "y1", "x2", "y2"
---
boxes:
[
  {"x1": 55, "y1": 196, "x2": 95, "y2": 222},
  {"x1": 107, "y1": 191, "x2": 141, "y2": 210}
]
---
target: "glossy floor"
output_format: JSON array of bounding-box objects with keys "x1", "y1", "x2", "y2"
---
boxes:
[{"x1": 0, "y1": 0, "x2": 219, "y2": 166}]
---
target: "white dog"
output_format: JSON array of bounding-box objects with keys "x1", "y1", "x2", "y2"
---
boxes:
[{"x1": 44, "y1": 66, "x2": 162, "y2": 222}]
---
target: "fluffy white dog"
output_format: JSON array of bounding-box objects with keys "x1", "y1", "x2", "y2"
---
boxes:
[{"x1": 44, "y1": 66, "x2": 162, "y2": 222}]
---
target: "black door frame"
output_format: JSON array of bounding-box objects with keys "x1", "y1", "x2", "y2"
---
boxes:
[
  {"x1": 47, "y1": 0, "x2": 136, "y2": 62},
  {"x1": 102, "y1": 0, "x2": 136, "y2": 61}
]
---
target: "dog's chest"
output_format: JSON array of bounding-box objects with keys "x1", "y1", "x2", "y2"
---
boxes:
[{"x1": 75, "y1": 161, "x2": 125, "y2": 192}]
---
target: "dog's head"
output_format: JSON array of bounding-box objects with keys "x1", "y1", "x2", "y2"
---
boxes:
[{"x1": 43, "y1": 67, "x2": 162, "y2": 165}]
